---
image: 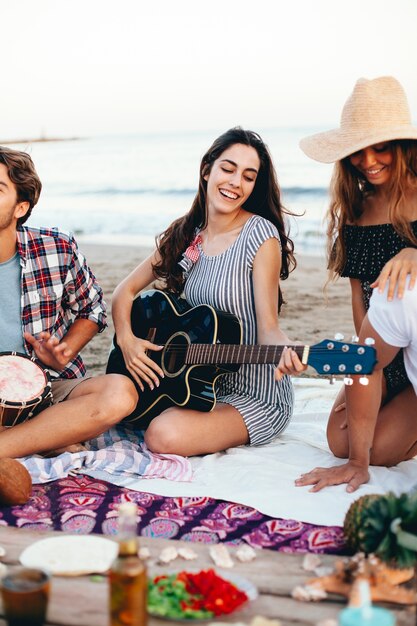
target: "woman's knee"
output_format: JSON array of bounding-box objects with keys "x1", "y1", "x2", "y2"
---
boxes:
[
  {"x1": 144, "y1": 412, "x2": 182, "y2": 454},
  {"x1": 327, "y1": 423, "x2": 349, "y2": 458},
  {"x1": 97, "y1": 375, "x2": 138, "y2": 423},
  {"x1": 328, "y1": 438, "x2": 349, "y2": 458},
  {"x1": 327, "y1": 411, "x2": 349, "y2": 458}
]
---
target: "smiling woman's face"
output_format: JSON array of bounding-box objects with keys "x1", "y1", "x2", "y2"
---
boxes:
[
  {"x1": 349, "y1": 142, "x2": 394, "y2": 187},
  {"x1": 204, "y1": 143, "x2": 260, "y2": 216}
]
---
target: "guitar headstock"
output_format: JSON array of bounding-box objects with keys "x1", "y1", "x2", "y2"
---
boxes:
[{"x1": 307, "y1": 339, "x2": 377, "y2": 376}]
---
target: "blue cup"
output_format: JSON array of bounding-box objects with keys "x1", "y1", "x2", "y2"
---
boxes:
[{"x1": 339, "y1": 606, "x2": 395, "y2": 626}]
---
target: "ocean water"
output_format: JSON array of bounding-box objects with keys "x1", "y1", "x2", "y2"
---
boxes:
[{"x1": 13, "y1": 129, "x2": 334, "y2": 255}]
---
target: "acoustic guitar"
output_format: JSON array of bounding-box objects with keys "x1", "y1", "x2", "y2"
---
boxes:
[{"x1": 107, "y1": 289, "x2": 377, "y2": 426}]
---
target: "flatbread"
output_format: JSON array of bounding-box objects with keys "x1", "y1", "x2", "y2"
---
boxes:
[{"x1": 20, "y1": 535, "x2": 118, "y2": 576}]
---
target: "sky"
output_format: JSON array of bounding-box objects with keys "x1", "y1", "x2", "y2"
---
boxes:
[{"x1": 2, "y1": 0, "x2": 417, "y2": 139}]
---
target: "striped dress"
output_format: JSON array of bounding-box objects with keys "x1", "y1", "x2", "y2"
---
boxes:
[{"x1": 183, "y1": 215, "x2": 294, "y2": 445}]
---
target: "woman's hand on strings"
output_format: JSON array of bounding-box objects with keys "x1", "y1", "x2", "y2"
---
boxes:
[
  {"x1": 120, "y1": 336, "x2": 164, "y2": 392},
  {"x1": 275, "y1": 346, "x2": 307, "y2": 381}
]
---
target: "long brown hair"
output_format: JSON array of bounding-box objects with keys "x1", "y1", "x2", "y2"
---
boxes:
[
  {"x1": 0, "y1": 146, "x2": 42, "y2": 225},
  {"x1": 153, "y1": 127, "x2": 296, "y2": 310},
  {"x1": 327, "y1": 140, "x2": 417, "y2": 277}
]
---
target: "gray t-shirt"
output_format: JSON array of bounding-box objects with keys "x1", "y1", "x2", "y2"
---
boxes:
[{"x1": 0, "y1": 252, "x2": 26, "y2": 353}]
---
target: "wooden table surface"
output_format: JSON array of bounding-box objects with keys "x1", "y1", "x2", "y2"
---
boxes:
[{"x1": 0, "y1": 526, "x2": 415, "y2": 626}]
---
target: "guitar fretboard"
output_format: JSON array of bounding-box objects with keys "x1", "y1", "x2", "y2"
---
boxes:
[{"x1": 185, "y1": 344, "x2": 307, "y2": 365}]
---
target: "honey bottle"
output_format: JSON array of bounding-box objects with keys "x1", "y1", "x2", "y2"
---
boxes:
[{"x1": 109, "y1": 502, "x2": 148, "y2": 626}]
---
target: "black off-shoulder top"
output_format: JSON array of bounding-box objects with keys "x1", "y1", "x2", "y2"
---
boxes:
[{"x1": 341, "y1": 221, "x2": 417, "y2": 282}]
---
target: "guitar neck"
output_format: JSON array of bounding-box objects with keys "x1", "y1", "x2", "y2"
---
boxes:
[{"x1": 185, "y1": 344, "x2": 308, "y2": 365}]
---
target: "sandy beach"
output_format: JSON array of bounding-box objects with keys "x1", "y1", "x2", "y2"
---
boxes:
[{"x1": 80, "y1": 243, "x2": 354, "y2": 378}]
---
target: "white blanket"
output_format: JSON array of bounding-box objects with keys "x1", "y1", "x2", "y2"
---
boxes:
[{"x1": 83, "y1": 378, "x2": 417, "y2": 527}]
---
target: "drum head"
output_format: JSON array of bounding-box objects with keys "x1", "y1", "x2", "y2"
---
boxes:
[{"x1": 0, "y1": 353, "x2": 48, "y2": 403}]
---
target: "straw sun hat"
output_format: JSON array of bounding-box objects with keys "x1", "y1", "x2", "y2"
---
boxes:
[{"x1": 300, "y1": 76, "x2": 417, "y2": 163}]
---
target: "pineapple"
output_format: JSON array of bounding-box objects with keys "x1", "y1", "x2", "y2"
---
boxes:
[{"x1": 343, "y1": 491, "x2": 417, "y2": 569}]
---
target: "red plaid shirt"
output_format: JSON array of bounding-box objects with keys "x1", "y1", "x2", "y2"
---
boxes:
[{"x1": 17, "y1": 226, "x2": 107, "y2": 379}]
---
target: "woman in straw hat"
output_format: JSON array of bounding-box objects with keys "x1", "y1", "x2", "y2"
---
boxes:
[{"x1": 277, "y1": 76, "x2": 417, "y2": 492}]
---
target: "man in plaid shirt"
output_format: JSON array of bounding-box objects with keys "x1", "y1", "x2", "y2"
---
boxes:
[{"x1": 0, "y1": 146, "x2": 138, "y2": 458}]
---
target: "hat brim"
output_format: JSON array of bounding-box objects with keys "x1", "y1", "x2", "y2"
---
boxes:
[{"x1": 300, "y1": 126, "x2": 417, "y2": 163}]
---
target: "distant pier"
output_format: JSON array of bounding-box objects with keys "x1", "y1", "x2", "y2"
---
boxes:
[{"x1": 0, "y1": 136, "x2": 80, "y2": 145}]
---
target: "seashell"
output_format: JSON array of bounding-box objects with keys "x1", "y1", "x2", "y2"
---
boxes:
[
  {"x1": 138, "y1": 547, "x2": 151, "y2": 560},
  {"x1": 0, "y1": 546, "x2": 6, "y2": 558},
  {"x1": 0, "y1": 563, "x2": 7, "y2": 578},
  {"x1": 209, "y1": 544, "x2": 234, "y2": 568},
  {"x1": 292, "y1": 584, "x2": 327, "y2": 602},
  {"x1": 178, "y1": 547, "x2": 197, "y2": 560},
  {"x1": 159, "y1": 547, "x2": 178, "y2": 564},
  {"x1": 313, "y1": 566, "x2": 334, "y2": 577},
  {"x1": 302, "y1": 554, "x2": 322, "y2": 571},
  {"x1": 236, "y1": 545, "x2": 257, "y2": 563},
  {"x1": 250, "y1": 617, "x2": 283, "y2": 626}
]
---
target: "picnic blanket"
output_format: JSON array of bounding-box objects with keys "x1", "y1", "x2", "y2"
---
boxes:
[
  {"x1": 0, "y1": 474, "x2": 345, "y2": 553},
  {"x1": 19, "y1": 378, "x2": 417, "y2": 528},
  {"x1": 20, "y1": 427, "x2": 192, "y2": 483}
]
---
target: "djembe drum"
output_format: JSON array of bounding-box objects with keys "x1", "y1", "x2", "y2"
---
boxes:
[{"x1": 0, "y1": 352, "x2": 52, "y2": 427}]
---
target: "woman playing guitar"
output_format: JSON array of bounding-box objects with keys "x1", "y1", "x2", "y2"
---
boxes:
[{"x1": 111, "y1": 127, "x2": 297, "y2": 456}]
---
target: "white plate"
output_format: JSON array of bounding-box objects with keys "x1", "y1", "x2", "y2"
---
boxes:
[{"x1": 20, "y1": 535, "x2": 118, "y2": 576}]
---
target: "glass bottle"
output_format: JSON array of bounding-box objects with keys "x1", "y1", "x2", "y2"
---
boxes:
[{"x1": 109, "y1": 502, "x2": 148, "y2": 626}]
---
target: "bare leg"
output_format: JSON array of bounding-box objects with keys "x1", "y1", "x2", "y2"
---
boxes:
[
  {"x1": 326, "y1": 386, "x2": 351, "y2": 458},
  {"x1": 326, "y1": 383, "x2": 417, "y2": 465},
  {"x1": 370, "y1": 385, "x2": 417, "y2": 465},
  {"x1": 0, "y1": 374, "x2": 138, "y2": 459},
  {"x1": 144, "y1": 403, "x2": 249, "y2": 456}
]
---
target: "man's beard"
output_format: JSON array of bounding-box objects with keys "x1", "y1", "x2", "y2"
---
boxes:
[{"x1": 0, "y1": 206, "x2": 17, "y2": 231}]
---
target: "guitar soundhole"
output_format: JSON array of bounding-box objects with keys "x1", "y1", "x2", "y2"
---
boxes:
[{"x1": 162, "y1": 332, "x2": 189, "y2": 377}]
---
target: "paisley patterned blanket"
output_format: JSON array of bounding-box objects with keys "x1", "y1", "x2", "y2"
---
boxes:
[{"x1": 0, "y1": 474, "x2": 346, "y2": 554}]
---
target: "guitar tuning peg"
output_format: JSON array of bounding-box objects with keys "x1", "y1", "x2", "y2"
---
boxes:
[
  {"x1": 329, "y1": 376, "x2": 337, "y2": 385},
  {"x1": 364, "y1": 337, "x2": 375, "y2": 346},
  {"x1": 351, "y1": 335, "x2": 359, "y2": 343},
  {"x1": 359, "y1": 376, "x2": 369, "y2": 386},
  {"x1": 334, "y1": 333, "x2": 344, "y2": 341},
  {"x1": 344, "y1": 376, "x2": 354, "y2": 386}
]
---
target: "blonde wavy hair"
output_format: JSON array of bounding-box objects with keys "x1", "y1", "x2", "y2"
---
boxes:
[{"x1": 327, "y1": 140, "x2": 417, "y2": 279}]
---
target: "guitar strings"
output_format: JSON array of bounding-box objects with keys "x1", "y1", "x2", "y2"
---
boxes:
[
  {"x1": 143, "y1": 343, "x2": 371, "y2": 362},
  {"x1": 146, "y1": 343, "x2": 368, "y2": 353}
]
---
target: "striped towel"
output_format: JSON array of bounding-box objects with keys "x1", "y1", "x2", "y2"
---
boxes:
[{"x1": 19, "y1": 424, "x2": 193, "y2": 484}]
